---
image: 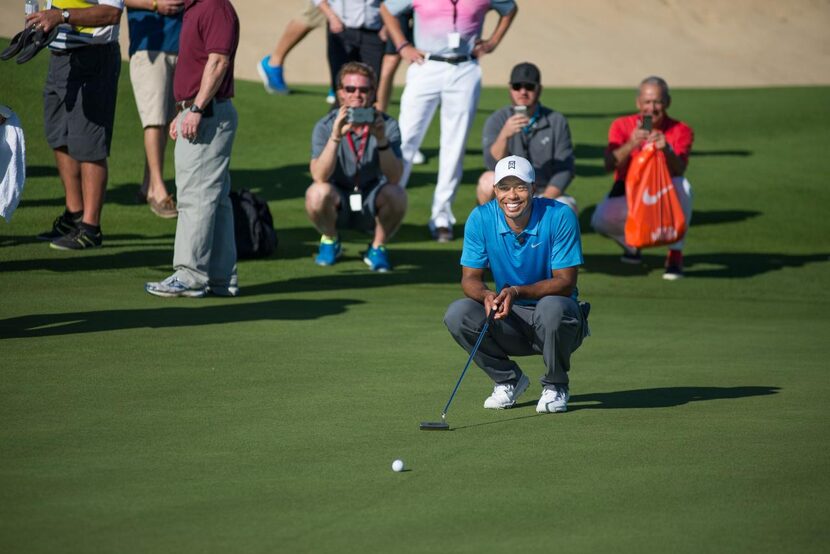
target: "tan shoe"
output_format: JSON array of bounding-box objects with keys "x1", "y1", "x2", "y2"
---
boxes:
[{"x1": 149, "y1": 196, "x2": 178, "y2": 219}]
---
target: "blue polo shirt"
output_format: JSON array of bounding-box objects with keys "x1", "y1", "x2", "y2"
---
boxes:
[{"x1": 460, "y1": 198, "x2": 583, "y2": 303}]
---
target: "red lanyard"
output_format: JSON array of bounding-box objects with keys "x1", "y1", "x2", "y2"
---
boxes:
[
  {"x1": 449, "y1": 0, "x2": 459, "y2": 31},
  {"x1": 345, "y1": 126, "x2": 370, "y2": 191}
]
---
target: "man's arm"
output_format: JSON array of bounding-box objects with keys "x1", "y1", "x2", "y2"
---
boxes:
[
  {"x1": 316, "y1": 0, "x2": 344, "y2": 34},
  {"x1": 651, "y1": 132, "x2": 688, "y2": 176},
  {"x1": 379, "y1": 3, "x2": 425, "y2": 64},
  {"x1": 124, "y1": 0, "x2": 183, "y2": 16},
  {"x1": 26, "y1": 5, "x2": 122, "y2": 32},
  {"x1": 472, "y1": 5, "x2": 517, "y2": 58},
  {"x1": 178, "y1": 52, "x2": 230, "y2": 141},
  {"x1": 310, "y1": 106, "x2": 349, "y2": 183}
]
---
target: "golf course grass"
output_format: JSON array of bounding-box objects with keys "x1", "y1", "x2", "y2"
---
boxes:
[{"x1": 1, "y1": 41, "x2": 829, "y2": 553}]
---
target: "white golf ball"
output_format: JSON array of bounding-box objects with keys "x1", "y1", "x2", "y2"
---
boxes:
[{"x1": 392, "y1": 459, "x2": 405, "y2": 472}]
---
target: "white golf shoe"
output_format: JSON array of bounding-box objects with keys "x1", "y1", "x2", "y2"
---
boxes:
[
  {"x1": 483, "y1": 373, "x2": 530, "y2": 409},
  {"x1": 536, "y1": 384, "x2": 570, "y2": 413}
]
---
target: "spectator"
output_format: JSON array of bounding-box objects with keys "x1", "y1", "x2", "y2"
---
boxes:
[
  {"x1": 27, "y1": 1, "x2": 124, "y2": 250},
  {"x1": 477, "y1": 62, "x2": 576, "y2": 213},
  {"x1": 380, "y1": 0, "x2": 517, "y2": 242},
  {"x1": 375, "y1": 8, "x2": 425, "y2": 165},
  {"x1": 125, "y1": 0, "x2": 183, "y2": 219},
  {"x1": 257, "y1": 0, "x2": 325, "y2": 96},
  {"x1": 591, "y1": 76, "x2": 694, "y2": 280},
  {"x1": 315, "y1": 0, "x2": 384, "y2": 99},
  {"x1": 444, "y1": 156, "x2": 589, "y2": 414},
  {"x1": 145, "y1": 0, "x2": 240, "y2": 297},
  {"x1": 306, "y1": 61, "x2": 406, "y2": 272}
]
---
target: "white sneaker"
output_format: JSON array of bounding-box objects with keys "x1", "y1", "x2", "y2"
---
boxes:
[
  {"x1": 483, "y1": 373, "x2": 530, "y2": 409},
  {"x1": 536, "y1": 384, "x2": 570, "y2": 413},
  {"x1": 412, "y1": 150, "x2": 426, "y2": 165}
]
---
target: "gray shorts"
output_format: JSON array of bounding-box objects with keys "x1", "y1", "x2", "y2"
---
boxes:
[
  {"x1": 334, "y1": 181, "x2": 386, "y2": 232},
  {"x1": 44, "y1": 43, "x2": 120, "y2": 161}
]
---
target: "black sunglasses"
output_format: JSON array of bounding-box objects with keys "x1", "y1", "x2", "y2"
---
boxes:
[
  {"x1": 511, "y1": 82, "x2": 537, "y2": 92},
  {"x1": 343, "y1": 85, "x2": 372, "y2": 94}
]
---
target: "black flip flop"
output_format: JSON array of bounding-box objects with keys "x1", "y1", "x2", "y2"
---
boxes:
[
  {"x1": 0, "y1": 25, "x2": 36, "y2": 61},
  {"x1": 16, "y1": 25, "x2": 59, "y2": 64}
]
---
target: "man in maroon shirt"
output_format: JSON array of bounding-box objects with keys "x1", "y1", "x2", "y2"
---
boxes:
[
  {"x1": 591, "y1": 76, "x2": 695, "y2": 280},
  {"x1": 146, "y1": 0, "x2": 241, "y2": 298}
]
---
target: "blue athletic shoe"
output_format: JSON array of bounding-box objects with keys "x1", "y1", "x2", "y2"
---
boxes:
[
  {"x1": 364, "y1": 244, "x2": 391, "y2": 272},
  {"x1": 315, "y1": 236, "x2": 342, "y2": 266},
  {"x1": 257, "y1": 56, "x2": 289, "y2": 95}
]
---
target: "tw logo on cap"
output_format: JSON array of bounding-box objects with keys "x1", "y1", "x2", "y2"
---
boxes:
[{"x1": 508, "y1": 160, "x2": 516, "y2": 169}]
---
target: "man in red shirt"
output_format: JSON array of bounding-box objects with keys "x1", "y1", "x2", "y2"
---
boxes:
[
  {"x1": 145, "y1": 0, "x2": 241, "y2": 297},
  {"x1": 591, "y1": 76, "x2": 694, "y2": 280}
]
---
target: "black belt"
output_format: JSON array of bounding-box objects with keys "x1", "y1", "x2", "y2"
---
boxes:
[
  {"x1": 427, "y1": 54, "x2": 472, "y2": 64},
  {"x1": 175, "y1": 98, "x2": 228, "y2": 112}
]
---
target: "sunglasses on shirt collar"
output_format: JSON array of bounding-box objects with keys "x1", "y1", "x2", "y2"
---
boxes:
[{"x1": 511, "y1": 82, "x2": 537, "y2": 92}]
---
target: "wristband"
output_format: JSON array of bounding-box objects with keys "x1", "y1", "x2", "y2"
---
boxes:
[
  {"x1": 377, "y1": 142, "x2": 390, "y2": 151},
  {"x1": 151, "y1": 0, "x2": 157, "y2": 11},
  {"x1": 395, "y1": 41, "x2": 411, "y2": 53}
]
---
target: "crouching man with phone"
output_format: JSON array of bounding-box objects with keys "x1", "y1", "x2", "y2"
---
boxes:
[
  {"x1": 591, "y1": 75, "x2": 694, "y2": 279},
  {"x1": 477, "y1": 62, "x2": 576, "y2": 213},
  {"x1": 306, "y1": 61, "x2": 406, "y2": 272}
]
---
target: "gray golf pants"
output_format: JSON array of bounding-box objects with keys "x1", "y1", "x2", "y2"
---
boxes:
[
  {"x1": 172, "y1": 100, "x2": 238, "y2": 288},
  {"x1": 444, "y1": 296, "x2": 587, "y2": 387}
]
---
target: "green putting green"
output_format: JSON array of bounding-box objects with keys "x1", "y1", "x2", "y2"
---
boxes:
[{"x1": 1, "y1": 41, "x2": 829, "y2": 553}]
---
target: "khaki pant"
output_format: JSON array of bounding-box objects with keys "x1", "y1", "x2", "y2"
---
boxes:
[{"x1": 172, "y1": 100, "x2": 238, "y2": 288}]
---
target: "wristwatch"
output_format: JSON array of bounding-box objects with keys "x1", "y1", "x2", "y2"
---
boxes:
[
  {"x1": 61, "y1": 10, "x2": 70, "y2": 23},
  {"x1": 189, "y1": 104, "x2": 204, "y2": 114}
]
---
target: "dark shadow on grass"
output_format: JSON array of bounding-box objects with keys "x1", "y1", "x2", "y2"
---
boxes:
[
  {"x1": 575, "y1": 164, "x2": 605, "y2": 177},
  {"x1": 0, "y1": 298, "x2": 363, "y2": 339},
  {"x1": 690, "y1": 149, "x2": 752, "y2": 157},
  {"x1": 25, "y1": 165, "x2": 60, "y2": 178},
  {"x1": 0, "y1": 247, "x2": 172, "y2": 272},
  {"x1": 582, "y1": 252, "x2": 830, "y2": 278},
  {"x1": 691, "y1": 209, "x2": 761, "y2": 226},
  {"x1": 574, "y1": 144, "x2": 606, "y2": 159},
  {"x1": 568, "y1": 386, "x2": 780, "y2": 411},
  {"x1": 242, "y1": 246, "x2": 463, "y2": 296}
]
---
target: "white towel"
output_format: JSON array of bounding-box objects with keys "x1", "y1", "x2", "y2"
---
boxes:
[{"x1": 0, "y1": 106, "x2": 26, "y2": 222}]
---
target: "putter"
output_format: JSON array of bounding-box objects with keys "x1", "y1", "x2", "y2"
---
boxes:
[{"x1": 420, "y1": 307, "x2": 497, "y2": 431}]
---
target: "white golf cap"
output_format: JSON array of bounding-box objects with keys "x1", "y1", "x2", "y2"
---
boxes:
[{"x1": 494, "y1": 155, "x2": 535, "y2": 185}]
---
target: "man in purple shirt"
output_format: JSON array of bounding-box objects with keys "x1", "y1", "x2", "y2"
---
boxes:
[{"x1": 145, "y1": 0, "x2": 241, "y2": 298}]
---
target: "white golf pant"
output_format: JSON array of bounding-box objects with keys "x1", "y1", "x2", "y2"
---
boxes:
[
  {"x1": 591, "y1": 177, "x2": 693, "y2": 251},
  {"x1": 398, "y1": 59, "x2": 482, "y2": 229}
]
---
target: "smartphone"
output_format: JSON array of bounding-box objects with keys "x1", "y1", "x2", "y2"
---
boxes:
[
  {"x1": 642, "y1": 115, "x2": 653, "y2": 131},
  {"x1": 512, "y1": 105, "x2": 528, "y2": 116},
  {"x1": 348, "y1": 107, "x2": 376, "y2": 124}
]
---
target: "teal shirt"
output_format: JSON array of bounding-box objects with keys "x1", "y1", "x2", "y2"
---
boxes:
[{"x1": 460, "y1": 198, "x2": 583, "y2": 303}]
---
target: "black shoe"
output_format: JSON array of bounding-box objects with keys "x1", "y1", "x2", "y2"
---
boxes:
[
  {"x1": 36, "y1": 212, "x2": 82, "y2": 241},
  {"x1": 620, "y1": 248, "x2": 642, "y2": 264},
  {"x1": 49, "y1": 226, "x2": 102, "y2": 250}
]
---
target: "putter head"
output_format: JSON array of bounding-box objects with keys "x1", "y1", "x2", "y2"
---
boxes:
[{"x1": 419, "y1": 421, "x2": 450, "y2": 431}]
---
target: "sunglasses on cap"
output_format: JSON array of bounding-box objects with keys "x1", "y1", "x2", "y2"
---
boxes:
[
  {"x1": 511, "y1": 82, "x2": 537, "y2": 92},
  {"x1": 343, "y1": 85, "x2": 372, "y2": 94}
]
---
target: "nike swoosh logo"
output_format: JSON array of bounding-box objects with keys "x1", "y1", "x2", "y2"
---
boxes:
[
  {"x1": 531, "y1": 242, "x2": 542, "y2": 248},
  {"x1": 642, "y1": 185, "x2": 673, "y2": 205}
]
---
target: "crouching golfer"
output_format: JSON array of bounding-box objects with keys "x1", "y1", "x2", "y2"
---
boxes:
[{"x1": 444, "y1": 155, "x2": 589, "y2": 413}]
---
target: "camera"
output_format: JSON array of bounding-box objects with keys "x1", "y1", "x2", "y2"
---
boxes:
[
  {"x1": 642, "y1": 114, "x2": 653, "y2": 131},
  {"x1": 347, "y1": 107, "x2": 376, "y2": 125}
]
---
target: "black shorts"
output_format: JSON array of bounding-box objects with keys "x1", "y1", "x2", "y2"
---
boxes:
[
  {"x1": 335, "y1": 181, "x2": 386, "y2": 232},
  {"x1": 43, "y1": 43, "x2": 120, "y2": 161}
]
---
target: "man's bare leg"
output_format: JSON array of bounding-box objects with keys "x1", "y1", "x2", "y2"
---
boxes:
[
  {"x1": 54, "y1": 147, "x2": 83, "y2": 213},
  {"x1": 79, "y1": 160, "x2": 108, "y2": 226},
  {"x1": 269, "y1": 18, "x2": 313, "y2": 67},
  {"x1": 143, "y1": 125, "x2": 172, "y2": 203}
]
